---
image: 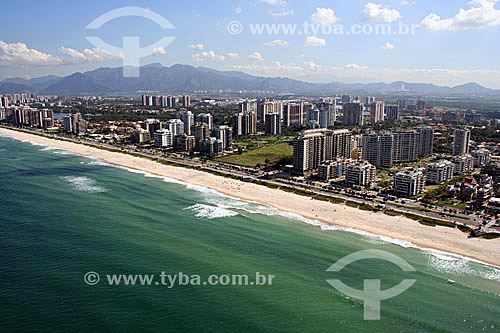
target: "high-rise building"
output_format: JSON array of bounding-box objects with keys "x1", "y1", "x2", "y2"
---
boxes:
[
  {"x1": 393, "y1": 130, "x2": 419, "y2": 163},
  {"x1": 154, "y1": 129, "x2": 173, "y2": 147},
  {"x1": 451, "y1": 154, "x2": 475, "y2": 175},
  {"x1": 152, "y1": 96, "x2": 160, "y2": 107},
  {"x1": 283, "y1": 102, "x2": 304, "y2": 127},
  {"x1": 319, "y1": 109, "x2": 331, "y2": 129},
  {"x1": 130, "y1": 128, "x2": 150, "y2": 144},
  {"x1": 232, "y1": 111, "x2": 257, "y2": 136},
  {"x1": 318, "y1": 158, "x2": 356, "y2": 181},
  {"x1": 245, "y1": 111, "x2": 257, "y2": 135},
  {"x1": 316, "y1": 101, "x2": 336, "y2": 127},
  {"x1": 362, "y1": 132, "x2": 394, "y2": 168},
  {"x1": 174, "y1": 134, "x2": 196, "y2": 152},
  {"x1": 265, "y1": 113, "x2": 281, "y2": 136},
  {"x1": 418, "y1": 127, "x2": 434, "y2": 157},
  {"x1": 197, "y1": 113, "x2": 213, "y2": 130},
  {"x1": 453, "y1": 129, "x2": 471, "y2": 156},
  {"x1": 426, "y1": 160, "x2": 455, "y2": 184},
  {"x1": 343, "y1": 102, "x2": 364, "y2": 126},
  {"x1": 165, "y1": 119, "x2": 184, "y2": 137},
  {"x1": 142, "y1": 119, "x2": 161, "y2": 138},
  {"x1": 341, "y1": 95, "x2": 352, "y2": 104},
  {"x1": 293, "y1": 129, "x2": 352, "y2": 173},
  {"x1": 0, "y1": 95, "x2": 9, "y2": 108},
  {"x1": 346, "y1": 162, "x2": 376, "y2": 187},
  {"x1": 331, "y1": 129, "x2": 352, "y2": 159},
  {"x1": 182, "y1": 96, "x2": 191, "y2": 107},
  {"x1": 393, "y1": 168, "x2": 425, "y2": 197},
  {"x1": 471, "y1": 149, "x2": 491, "y2": 167},
  {"x1": 167, "y1": 96, "x2": 176, "y2": 108},
  {"x1": 365, "y1": 96, "x2": 376, "y2": 105},
  {"x1": 293, "y1": 129, "x2": 330, "y2": 172},
  {"x1": 179, "y1": 111, "x2": 194, "y2": 135},
  {"x1": 63, "y1": 115, "x2": 73, "y2": 133},
  {"x1": 201, "y1": 137, "x2": 223, "y2": 155},
  {"x1": 306, "y1": 108, "x2": 320, "y2": 123},
  {"x1": 213, "y1": 125, "x2": 233, "y2": 151},
  {"x1": 239, "y1": 100, "x2": 257, "y2": 113},
  {"x1": 72, "y1": 113, "x2": 87, "y2": 135},
  {"x1": 369, "y1": 101, "x2": 385, "y2": 125},
  {"x1": 231, "y1": 113, "x2": 243, "y2": 136},
  {"x1": 160, "y1": 96, "x2": 168, "y2": 108},
  {"x1": 258, "y1": 100, "x2": 282, "y2": 122},
  {"x1": 194, "y1": 123, "x2": 210, "y2": 147},
  {"x1": 385, "y1": 105, "x2": 399, "y2": 121}
]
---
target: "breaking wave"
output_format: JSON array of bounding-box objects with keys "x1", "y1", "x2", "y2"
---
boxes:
[{"x1": 61, "y1": 176, "x2": 107, "y2": 193}]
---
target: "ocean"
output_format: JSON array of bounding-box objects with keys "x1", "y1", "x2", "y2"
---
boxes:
[{"x1": 0, "y1": 135, "x2": 499, "y2": 332}]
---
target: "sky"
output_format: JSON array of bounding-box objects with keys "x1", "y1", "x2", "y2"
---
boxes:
[{"x1": 1, "y1": 0, "x2": 500, "y2": 88}]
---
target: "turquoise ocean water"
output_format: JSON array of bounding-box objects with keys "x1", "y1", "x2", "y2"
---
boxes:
[{"x1": 0, "y1": 135, "x2": 499, "y2": 332}]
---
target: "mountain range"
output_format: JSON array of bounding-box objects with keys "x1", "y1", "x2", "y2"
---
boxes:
[{"x1": 0, "y1": 63, "x2": 498, "y2": 97}]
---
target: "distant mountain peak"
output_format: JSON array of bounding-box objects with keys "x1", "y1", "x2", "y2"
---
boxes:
[{"x1": 0, "y1": 64, "x2": 498, "y2": 96}]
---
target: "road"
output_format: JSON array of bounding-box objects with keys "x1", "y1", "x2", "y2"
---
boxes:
[{"x1": 5, "y1": 126, "x2": 496, "y2": 234}]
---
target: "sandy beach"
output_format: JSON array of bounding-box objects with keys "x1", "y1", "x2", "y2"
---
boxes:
[{"x1": 2, "y1": 127, "x2": 499, "y2": 267}]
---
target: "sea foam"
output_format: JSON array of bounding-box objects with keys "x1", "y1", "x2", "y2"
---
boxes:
[
  {"x1": 7, "y1": 135, "x2": 500, "y2": 278},
  {"x1": 61, "y1": 176, "x2": 107, "y2": 193},
  {"x1": 184, "y1": 204, "x2": 239, "y2": 219}
]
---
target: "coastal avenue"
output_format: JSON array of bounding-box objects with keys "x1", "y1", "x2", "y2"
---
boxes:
[{"x1": 4, "y1": 125, "x2": 490, "y2": 234}]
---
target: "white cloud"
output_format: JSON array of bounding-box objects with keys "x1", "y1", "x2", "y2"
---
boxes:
[
  {"x1": 264, "y1": 39, "x2": 289, "y2": 47},
  {"x1": 189, "y1": 44, "x2": 204, "y2": 50},
  {"x1": 192, "y1": 50, "x2": 225, "y2": 62},
  {"x1": 364, "y1": 3, "x2": 402, "y2": 22},
  {"x1": 382, "y1": 42, "x2": 395, "y2": 50},
  {"x1": 0, "y1": 41, "x2": 63, "y2": 66},
  {"x1": 58, "y1": 47, "x2": 85, "y2": 62},
  {"x1": 234, "y1": 6, "x2": 243, "y2": 15},
  {"x1": 311, "y1": 8, "x2": 338, "y2": 25},
  {"x1": 248, "y1": 52, "x2": 264, "y2": 61},
  {"x1": 59, "y1": 47, "x2": 121, "y2": 63},
  {"x1": 421, "y1": 0, "x2": 500, "y2": 31},
  {"x1": 152, "y1": 47, "x2": 167, "y2": 56},
  {"x1": 227, "y1": 52, "x2": 240, "y2": 60},
  {"x1": 345, "y1": 64, "x2": 368, "y2": 70},
  {"x1": 401, "y1": 0, "x2": 415, "y2": 6},
  {"x1": 261, "y1": 0, "x2": 286, "y2": 5},
  {"x1": 304, "y1": 36, "x2": 327, "y2": 47},
  {"x1": 304, "y1": 61, "x2": 321, "y2": 70},
  {"x1": 270, "y1": 8, "x2": 295, "y2": 16},
  {"x1": 0, "y1": 41, "x2": 121, "y2": 67}
]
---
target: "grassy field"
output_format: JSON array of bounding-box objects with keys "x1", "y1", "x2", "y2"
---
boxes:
[
  {"x1": 232, "y1": 136, "x2": 295, "y2": 151},
  {"x1": 218, "y1": 142, "x2": 293, "y2": 167}
]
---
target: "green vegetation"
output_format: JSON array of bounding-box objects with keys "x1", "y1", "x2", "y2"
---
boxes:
[
  {"x1": 483, "y1": 233, "x2": 500, "y2": 240},
  {"x1": 402, "y1": 212, "x2": 456, "y2": 228},
  {"x1": 232, "y1": 135, "x2": 294, "y2": 150},
  {"x1": 5, "y1": 126, "x2": 498, "y2": 240},
  {"x1": 218, "y1": 142, "x2": 293, "y2": 167},
  {"x1": 384, "y1": 210, "x2": 402, "y2": 217}
]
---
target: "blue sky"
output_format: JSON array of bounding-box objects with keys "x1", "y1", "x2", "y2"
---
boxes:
[{"x1": 1, "y1": 0, "x2": 500, "y2": 87}]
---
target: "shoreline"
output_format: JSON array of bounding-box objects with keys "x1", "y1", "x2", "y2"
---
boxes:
[{"x1": 2, "y1": 127, "x2": 500, "y2": 267}]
